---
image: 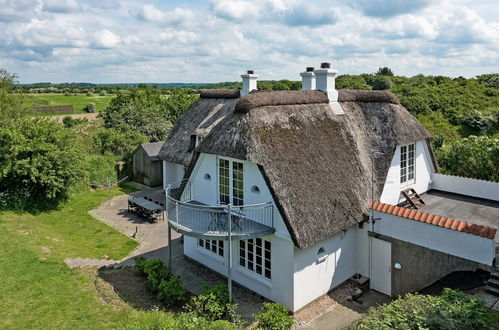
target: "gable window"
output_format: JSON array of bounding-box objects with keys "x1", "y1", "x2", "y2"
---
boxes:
[
  {"x1": 195, "y1": 135, "x2": 203, "y2": 147},
  {"x1": 218, "y1": 158, "x2": 244, "y2": 205},
  {"x1": 198, "y1": 238, "x2": 224, "y2": 257},
  {"x1": 239, "y1": 238, "x2": 271, "y2": 279},
  {"x1": 400, "y1": 143, "x2": 415, "y2": 185}
]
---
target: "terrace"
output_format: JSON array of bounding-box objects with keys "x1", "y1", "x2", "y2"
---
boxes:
[{"x1": 165, "y1": 180, "x2": 275, "y2": 241}]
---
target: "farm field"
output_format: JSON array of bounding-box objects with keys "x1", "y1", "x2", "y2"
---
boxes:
[
  {"x1": 0, "y1": 187, "x2": 139, "y2": 329},
  {"x1": 22, "y1": 93, "x2": 115, "y2": 114}
]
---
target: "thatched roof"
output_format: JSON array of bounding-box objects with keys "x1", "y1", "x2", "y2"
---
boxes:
[
  {"x1": 200, "y1": 89, "x2": 240, "y2": 99},
  {"x1": 235, "y1": 90, "x2": 329, "y2": 114},
  {"x1": 158, "y1": 98, "x2": 238, "y2": 165},
  {"x1": 160, "y1": 89, "x2": 431, "y2": 248}
]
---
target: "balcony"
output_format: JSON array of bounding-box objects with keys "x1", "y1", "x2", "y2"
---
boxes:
[{"x1": 166, "y1": 180, "x2": 275, "y2": 240}]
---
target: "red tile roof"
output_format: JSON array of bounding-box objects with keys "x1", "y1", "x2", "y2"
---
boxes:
[{"x1": 369, "y1": 201, "x2": 497, "y2": 240}]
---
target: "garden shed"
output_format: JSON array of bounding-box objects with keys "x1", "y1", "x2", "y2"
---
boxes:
[{"x1": 132, "y1": 142, "x2": 164, "y2": 187}]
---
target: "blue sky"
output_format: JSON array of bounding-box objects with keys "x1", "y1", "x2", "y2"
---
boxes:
[{"x1": 0, "y1": 0, "x2": 498, "y2": 83}]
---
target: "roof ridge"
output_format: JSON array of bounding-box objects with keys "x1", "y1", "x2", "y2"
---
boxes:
[{"x1": 369, "y1": 201, "x2": 497, "y2": 240}]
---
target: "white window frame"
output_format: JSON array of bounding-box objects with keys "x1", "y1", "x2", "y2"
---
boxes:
[
  {"x1": 239, "y1": 238, "x2": 271, "y2": 279},
  {"x1": 400, "y1": 143, "x2": 416, "y2": 186},
  {"x1": 198, "y1": 238, "x2": 224, "y2": 257},
  {"x1": 217, "y1": 157, "x2": 244, "y2": 206},
  {"x1": 195, "y1": 135, "x2": 203, "y2": 147}
]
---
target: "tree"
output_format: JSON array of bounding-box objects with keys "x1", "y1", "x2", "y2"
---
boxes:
[
  {"x1": 375, "y1": 67, "x2": 394, "y2": 76},
  {"x1": 101, "y1": 89, "x2": 197, "y2": 141},
  {"x1": 93, "y1": 127, "x2": 149, "y2": 158},
  {"x1": 0, "y1": 118, "x2": 89, "y2": 210},
  {"x1": 437, "y1": 136, "x2": 499, "y2": 182},
  {"x1": 476, "y1": 73, "x2": 499, "y2": 89},
  {"x1": 0, "y1": 68, "x2": 25, "y2": 125},
  {"x1": 370, "y1": 76, "x2": 393, "y2": 90}
]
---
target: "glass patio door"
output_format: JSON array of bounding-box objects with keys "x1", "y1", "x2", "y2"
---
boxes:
[{"x1": 218, "y1": 158, "x2": 244, "y2": 206}]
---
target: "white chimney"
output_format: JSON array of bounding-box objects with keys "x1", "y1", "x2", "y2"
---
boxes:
[
  {"x1": 240, "y1": 70, "x2": 258, "y2": 96},
  {"x1": 300, "y1": 67, "x2": 316, "y2": 90},
  {"x1": 314, "y1": 62, "x2": 344, "y2": 115}
]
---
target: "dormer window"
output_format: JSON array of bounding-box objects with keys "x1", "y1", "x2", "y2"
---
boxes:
[
  {"x1": 400, "y1": 143, "x2": 415, "y2": 185},
  {"x1": 195, "y1": 135, "x2": 203, "y2": 147}
]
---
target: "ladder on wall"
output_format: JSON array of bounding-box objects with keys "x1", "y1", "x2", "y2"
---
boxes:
[{"x1": 401, "y1": 188, "x2": 426, "y2": 209}]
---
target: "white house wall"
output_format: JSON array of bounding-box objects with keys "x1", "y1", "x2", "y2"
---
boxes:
[
  {"x1": 163, "y1": 161, "x2": 185, "y2": 190},
  {"x1": 373, "y1": 211, "x2": 495, "y2": 265},
  {"x1": 183, "y1": 153, "x2": 295, "y2": 308},
  {"x1": 293, "y1": 225, "x2": 361, "y2": 311},
  {"x1": 380, "y1": 140, "x2": 434, "y2": 205}
]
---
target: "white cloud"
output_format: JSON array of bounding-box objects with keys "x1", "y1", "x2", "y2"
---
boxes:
[
  {"x1": 0, "y1": 0, "x2": 498, "y2": 83},
  {"x1": 43, "y1": 0, "x2": 80, "y2": 13},
  {"x1": 210, "y1": 0, "x2": 259, "y2": 21},
  {"x1": 93, "y1": 29, "x2": 121, "y2": 49}
]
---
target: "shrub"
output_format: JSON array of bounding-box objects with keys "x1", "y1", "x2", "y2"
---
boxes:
[
  {"x1": 158, "y1": 277, "x2": 185, "y2": 308},
  {"x1": 93, "y1": 127, "x2": 148, "y2": 158},
  {"x1": 350, "y1": 289, "x2": 487, "y2": 330},
  {"x1": 255, "y1": 302, "x2": 293, "y2": 330},
  {"x1": 437, "y1": 135, "x2": 499, "y2": 182},
  {"x1": 99, "y1": 90, "x2": 107, "y2": 96},
  {"x1": 85, "y1": 103, "x2": 96, "y2": 113},
  {"x1": 123, "y1": 310, "x2": 177, "y2": 330},
  {"x1": 134, "y1": 258, "x2": 171, "y2": 292},
  {"x1": 370, "y1": 76, "x2": 393, "y2": 90},
  {"x1": 175, "y1": 312, "x2": 238, "y2": 330},
  {"x1": 62, "y1": 116, "x2": 75, "y2": 128},
  {"x1": 87, "y1": 154, "x2": 117, "y2": 186},
  {"x1": 186, "y1": 284, "x2": 239, "y2": 324}
]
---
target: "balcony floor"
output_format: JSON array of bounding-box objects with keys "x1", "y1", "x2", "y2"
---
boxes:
[{"x1": 167, "y1": 201, "x2": 274, "y2": 240}]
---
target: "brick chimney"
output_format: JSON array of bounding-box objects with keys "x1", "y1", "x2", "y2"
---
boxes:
[
  {"x1": 300, "y1": 67, "x2": 316, "y2": 90},
  {"x1": 240, "y1": 70, "x2": 258, "y2": 96}
]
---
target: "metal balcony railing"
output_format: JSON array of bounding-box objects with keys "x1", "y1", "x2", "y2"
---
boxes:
[{"x1": 166, "y1": 180, "x2": 274, "y2": 240}]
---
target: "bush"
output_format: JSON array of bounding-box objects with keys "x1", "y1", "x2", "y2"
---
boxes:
[
  {"x1": 158, "y1": 277, "x2": 185, "y2": 308},
  {"x1": 87, "y1": 154, "x2": 117, "y2": 186},
  {"x1": 370, "y1": 76, "x2": 393, "y2": 90},
  {"x1": 350, "y1": 289, "x2": 487, "y2": 330},
  {"x1": 175, "y1": 312, "x2": 238, "y2": 330},
  {"x1": 99, "y1": 90, "x2": 107, "y2": 96},
  {"x1": 186, "y1": 284, "x2": 239, "y2": 324},
  {"x1": 62, "y1": 115, "x2": 75, "y2": 128},
  {"x1": 134, "y1": 258, "x2": 172, "y2": 292},
  {"x1": 0, "y1": 118, "x2": 88, "y2": 210},
  {"x1": 123, "y1": 310, "x2": 177, "y2": 330},
  {"x1": 437, "y1": 135, "x2": 499, "y2": 182},
  {"x1": 255, "y1": 302, "x2": 293, "y2": 330},
  {"x1": 85, "y1": 103, "x2": 96, "y2": 113},
  {"x1": 93, "y1": 127, "x2": 149, "y2": 158}
]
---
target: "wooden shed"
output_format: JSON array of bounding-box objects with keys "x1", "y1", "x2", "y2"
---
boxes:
[{"x1": 132, "y1": 142, "x2": 164, "y2": 187}]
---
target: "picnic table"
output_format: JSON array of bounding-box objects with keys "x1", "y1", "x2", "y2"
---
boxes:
[{"x1": 128, "y1": 196, "x2": 163, "y2": 222}]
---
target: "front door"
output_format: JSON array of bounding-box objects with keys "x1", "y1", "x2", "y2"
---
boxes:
[{"x1": 370, "y1": 238, "x2": 392, "y2": 296}]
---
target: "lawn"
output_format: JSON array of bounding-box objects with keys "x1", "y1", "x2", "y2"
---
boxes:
[
  {"x1": 22, "y1": 93, "x2": 115, "y2": 114},
  {"x1": 0, "y1": 188, "x2": 140, "y2": 329}
]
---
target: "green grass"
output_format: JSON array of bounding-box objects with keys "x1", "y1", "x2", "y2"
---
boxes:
[
  {"x1": 22, "y1": 93, "x2": 115, "y2": 114},
  {"x1": 0, "y1": 188, "x2": 139, "y2": 329}
]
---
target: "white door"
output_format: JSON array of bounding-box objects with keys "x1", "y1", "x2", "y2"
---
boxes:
[{"x1": 370, "y1": 238, "x2": 392, "y2": 295}]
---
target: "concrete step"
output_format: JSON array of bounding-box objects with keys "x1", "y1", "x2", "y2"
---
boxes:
[
  {"x1": 488, "y1": 278, "x2": 499, "y2": 289},
  {"x1": 490, "y1": 273, "x2": 499, "y2": 282},
  {"x1": 485, "y1": 285, "x2": 499, "y2": 298}
]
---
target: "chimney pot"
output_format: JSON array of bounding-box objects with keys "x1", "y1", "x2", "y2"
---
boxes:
[
  {"x1": 240, "y1": 70, "x2": 258, "y2": 96},
  {"x1": 300, "y1": 67, "x2": 316, "y2": 90},
  {"x1": 321, "y1": 62, "x2": 331, "y2": 69}
]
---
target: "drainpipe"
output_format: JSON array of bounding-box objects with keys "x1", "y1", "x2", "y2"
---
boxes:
[{"x1": 227, "y1": 203, "x2": 233, "y2": 302}]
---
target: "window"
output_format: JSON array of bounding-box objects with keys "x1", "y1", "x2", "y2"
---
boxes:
[
  {"x1": 218, "y1": 158, "x2": 244, "y2": 205},
  {"x1": 400, "y1": 143, "x2": 415, "y2": 185},
  {"x1": 317, "y1": 247, "x2": 327, "y2": 263},
  {"x1": 195, "y1": 135, "x2": 203, "y2": 147},
  {"x1": 239, "y1": 238, "x2": 271, "y2": 279},
  {"x1": 198, "y1": 238, "x2": 224, "y2": 257}
]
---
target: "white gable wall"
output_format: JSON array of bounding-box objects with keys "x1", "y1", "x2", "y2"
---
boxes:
[
  {"x1": 380, "y1": 140, "x2": 434, "y2": 205},
  {"x1": 163, "y1": 161, "x2": 185, "y2": 190},
  {"x1": 183, "y1": 153, "x2": 295, "y2": 309}
]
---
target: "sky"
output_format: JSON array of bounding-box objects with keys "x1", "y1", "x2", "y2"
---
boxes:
[{"x1": 0, "y1": 0, "x2": 498, "y2": 83}]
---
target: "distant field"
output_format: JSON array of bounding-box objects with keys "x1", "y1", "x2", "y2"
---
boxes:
[{"x1": 22, "y1": 93, "x2": 115, "y2": 115}]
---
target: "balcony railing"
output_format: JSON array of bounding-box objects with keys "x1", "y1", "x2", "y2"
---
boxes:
[{"x1": 166, "y1": 180, "x2": 275, "y2": 240}]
